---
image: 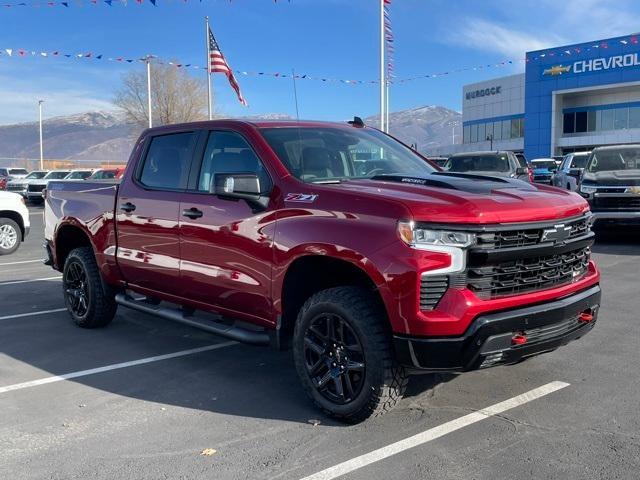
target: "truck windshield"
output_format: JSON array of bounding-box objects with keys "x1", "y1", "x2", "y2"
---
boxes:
[
  {"x1": 65, "y1": 171, "x2": 92, "y2": 179},
  {"x1": 45, "y1": 171, "x2": 71, "y2": 179},
  {"x1": 588, "y1": 148, "x2": 640, "y2": 172},
  {"x1": 531, "y1": 160, "x2": 557, "y2": 170},
  {"x1": 259, "y1": 127, "x2": 434, "y2": 183},
  {"x1": 25, "y1": 171, "x2": 47, "y2": 179},
  {"x1": 445, "y1": 155, "x2": 510, "y2": 173}
]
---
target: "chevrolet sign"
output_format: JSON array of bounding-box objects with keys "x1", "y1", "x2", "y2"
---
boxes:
[{"x1": 543, "y1": 53, "x2": 640, "y2": 76}]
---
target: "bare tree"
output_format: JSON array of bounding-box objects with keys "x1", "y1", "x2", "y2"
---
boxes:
[{"x1": 114, "y1": 63, "x2": 212, "y2": 128}]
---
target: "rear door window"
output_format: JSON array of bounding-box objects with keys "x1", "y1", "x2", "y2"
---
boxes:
[{"x1": 139, "y1": 132, "x2": 197, "y2": 190}]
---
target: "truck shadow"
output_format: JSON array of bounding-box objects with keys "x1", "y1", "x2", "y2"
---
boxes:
[{"x1": 1, "y1": 310, "x2": 456, "y2": 427}]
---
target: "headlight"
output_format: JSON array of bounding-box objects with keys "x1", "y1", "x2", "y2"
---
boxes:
[
  {"x1": 398, "y1": 221, "x2": 476, "y2": 247},
  {"x1": 398, "y1": 221, "x2": 474, "y2": 275},
  {"x1": 580, "y1": 184, "x2": 597, "y2": 194}
]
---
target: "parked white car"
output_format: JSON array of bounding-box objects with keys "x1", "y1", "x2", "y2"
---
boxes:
[{"x1": 0, "y1": 191, "x2": 29, "y2": 255}]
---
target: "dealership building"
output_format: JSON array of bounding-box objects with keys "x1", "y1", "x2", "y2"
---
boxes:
[{"x1": 436, "y1": 33, "x2": 640, "y2": 159}]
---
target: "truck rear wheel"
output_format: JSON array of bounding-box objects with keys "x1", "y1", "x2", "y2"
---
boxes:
[
  {"x1": 63, "y1": 247, "x2": 117, "y2": 328},
  {"x1": 293, "y1": 286, "x2": 407, "y2": 423}
]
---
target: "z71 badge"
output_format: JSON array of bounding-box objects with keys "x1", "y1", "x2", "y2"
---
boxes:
[{"x1": 285, "y1": 193, "x2": 318, "y2": 203}]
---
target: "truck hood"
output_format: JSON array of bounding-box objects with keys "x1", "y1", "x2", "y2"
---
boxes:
[
  {"x1": 582, "y1": 170, "x2": 640, "y2": 186},
  {"x1": 338, "y1": 173, "x2": 589, "y2": 224},
  {"x1": 7, "y1": 178, "x2": 34, "y2": 187}
]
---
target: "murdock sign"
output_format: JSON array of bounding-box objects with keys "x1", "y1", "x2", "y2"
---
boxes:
[
  {"x1": 465, "y1": 86, "x2": 501, "y2": 100},
  {"x1": 543, "y1": 53, "x2": 640, "y2": 76}
]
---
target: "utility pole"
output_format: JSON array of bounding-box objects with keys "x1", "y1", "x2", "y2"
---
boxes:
[
  {"x1": 379, "y1": 0, "x2": 385, "y2": 132},
  {"x1": 38, "y1": 100, "x2": 44, "y2": 170},
  {"x1": 146, "y1": 56, "x2": 152, "y2": 128}
]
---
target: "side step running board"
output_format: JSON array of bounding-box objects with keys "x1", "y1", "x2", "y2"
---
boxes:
[{"x1": 115, "y1": 293, "x2": 270, "y2": 346}]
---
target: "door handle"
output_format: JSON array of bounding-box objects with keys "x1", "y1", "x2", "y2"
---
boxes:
[
  {"x1": 120, "y1": 202, "x2": 136, "y2": 213},
  {"x1": 182, "y1": 207, "x2": 203, "y2": 219}
]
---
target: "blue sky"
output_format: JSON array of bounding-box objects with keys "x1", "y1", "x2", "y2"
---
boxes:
[{"x1": 1, "y1": 0, "x2": 639, "y2": 124}]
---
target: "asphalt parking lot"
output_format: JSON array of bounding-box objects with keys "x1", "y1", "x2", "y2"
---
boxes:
[{"x1": 1, "y1": 206, "x2": 639, "y2": 480}]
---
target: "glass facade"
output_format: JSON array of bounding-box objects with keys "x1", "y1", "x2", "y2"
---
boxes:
[
  {"x1": 563, "y1": 104, "x2": 640, "y2": 135},
  {"x1": 463, "y1": 117, "x2": 524, "y2": 144}
]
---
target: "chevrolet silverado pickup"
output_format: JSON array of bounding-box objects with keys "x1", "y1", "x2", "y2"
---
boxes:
[
  {"x1": 580, "y1": 145, "x2": 640, "y2": 224},
  {"x1": 44, "y1": 119, "x2": 601, "y2": 422}
]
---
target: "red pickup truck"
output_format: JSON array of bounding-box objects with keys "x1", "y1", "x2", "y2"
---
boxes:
[{"x1": 44, "y1": 119, "x2": 601, "y2": 422}]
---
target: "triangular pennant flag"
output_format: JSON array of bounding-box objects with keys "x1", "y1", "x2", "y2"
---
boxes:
[
  {"x1": 5, "y1": 49, "x2": 12, "y2": 56},
  {"x1": 96, "y1": 54, "x2": 103, "y2": 59},
  {"x1": 149, "y1": 0, "x2": 156, "y2": 4},
  {"x1": 61, "y1": 1, "x2": 68, "y2": 5},
  {"x1": 104, "y1": 0, "x2": 112, "y2": 4}
]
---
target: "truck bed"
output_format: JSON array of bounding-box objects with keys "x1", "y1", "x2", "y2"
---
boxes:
[{"x1": 44, "y1": 180, "x2": 120, "y2": 272}]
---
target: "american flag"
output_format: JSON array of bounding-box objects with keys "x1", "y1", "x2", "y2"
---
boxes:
[{"x1": 208, "y1": 27, "x2": 247, "y2": 106}]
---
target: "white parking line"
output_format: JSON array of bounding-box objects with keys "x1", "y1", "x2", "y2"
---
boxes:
[
  {"x1": 0, "y1": 308, "x2": 67, "y2": 321},
  {"x1": 0, "y1": 259, "x2": 43, "y2": 266},
  {"x1": 299, "y1": 381, "x2": 570, "y2": 480},
  {"x1": 0, "y1": 276, "x2": 61, "y2": 286},
  {"x1": 0, "y1": 342, "x2": 237, "y2": 395}
]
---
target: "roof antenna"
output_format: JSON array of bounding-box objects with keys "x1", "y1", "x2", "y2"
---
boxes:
[{"x1": 348, "y1": 116, "x2": 365, "y2": 128}]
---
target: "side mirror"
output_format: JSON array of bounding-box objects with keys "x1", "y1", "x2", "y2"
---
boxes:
[
  {"x1": 568, "y1": 167, "x2": 583, "y2": 179},
  {"x1": 515, "y1": 167, "x2": 528, "y2": 175},
  {"x1": 212, "y1": 173, "x2": 270, "y2": 210}
]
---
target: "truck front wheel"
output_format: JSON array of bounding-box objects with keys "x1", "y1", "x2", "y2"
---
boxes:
[
  {"x1": 293, "y1": 287, "x2": 407, "y2": 423},
  {"x1": 63, "y1": 247, "x2": 117, "y2": 328}
]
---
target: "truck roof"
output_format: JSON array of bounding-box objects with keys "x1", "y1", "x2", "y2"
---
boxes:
[{"x1": 141, "y1": 119, "x2": 360, "y2": 134}]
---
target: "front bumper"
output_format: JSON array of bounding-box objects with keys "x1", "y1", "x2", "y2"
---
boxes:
[
  {"x1": 394, "y1": 284, "x2": 601, "y2": 372},
  {"x1": 590, "y1": 211, "x2": 640, "y2": 221}
]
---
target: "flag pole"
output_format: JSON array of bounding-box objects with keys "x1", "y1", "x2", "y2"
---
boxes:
[
  {"x1": 379, "y1": 0, "x2": 385, "y2": 132},
  {"x1": 386, "y1": 79, "x2": 390, "y2": 132},
  {"x1": 206, "y1": 16, "x2": 213, "y2": 120}
]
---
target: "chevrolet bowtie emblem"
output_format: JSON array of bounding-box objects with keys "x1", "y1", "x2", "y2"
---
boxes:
[
  {"x1": 543, "y1": 65, "x2": 572, "y2": 76},
  {"x1": 541, "y1": 224, "x2": 572, "y2": 243}
]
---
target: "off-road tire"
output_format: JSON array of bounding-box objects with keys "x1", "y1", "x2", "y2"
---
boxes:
[
  {"x1": 63, "y1": 247, "x2": 117, "y2": 328},
  {"x1": 293, "y1": 286, "x2": 407, "y2": 423},
  {"x1": 0, "y1": 218, "x2": 21, "y2": 255}
]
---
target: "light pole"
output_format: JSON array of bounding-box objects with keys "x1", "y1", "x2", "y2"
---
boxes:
[
  {"x1": 38, "y1": 100, "x2": 44, "y2": 170},
  {"x1": 486, "y1": 133, "x2": 494, "y2": 150},
  {"x1": 447, "y1": 121, "x2": 460, "y2": 145}
]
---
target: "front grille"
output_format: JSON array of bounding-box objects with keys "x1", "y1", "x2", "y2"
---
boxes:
[
  {"x1": 419, "y1": 275, "x2": 449, "y2": 310},
  {"x1": 475, "y1": 216, "x2": 590, "y2": 250},
  {"x1": 7, "y1": 184, "x2": 24, "y2": 191},
  {"x1": 593, "y1": 196, "x2": 640, "y2": 210},
  {"x1": 466, "y1": 246, "x2": 590, "y2": 299},
  {"x1": 28, "y1": 184, "x2": 45, "y2": 193}
]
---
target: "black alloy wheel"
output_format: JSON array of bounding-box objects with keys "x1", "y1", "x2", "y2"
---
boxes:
[
  {"x1": 303, "y1": 313, "x2": 366, "y2": 405},
  {"x1": 62, "y1": 247, "x2": 117, "y2": 328},
  {"x1": 64, "y1": 260, "x2": 90, "y2": 317},
  {"x1": 293, "y1": 286, "x2": 407, "y2": 423}
]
